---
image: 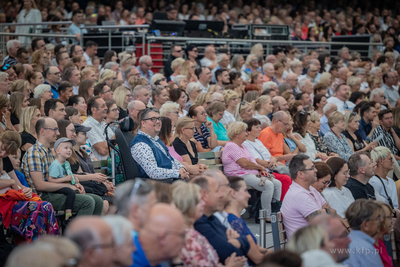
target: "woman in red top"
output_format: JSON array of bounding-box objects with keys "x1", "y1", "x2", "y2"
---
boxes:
[{"x1": 374, "y1": 202, "x2": 394, "y2": 267}]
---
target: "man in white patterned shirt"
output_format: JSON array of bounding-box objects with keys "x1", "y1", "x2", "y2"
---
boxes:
[{"x1": 130, "y1": 108, "x2": 189, "y2": 182}]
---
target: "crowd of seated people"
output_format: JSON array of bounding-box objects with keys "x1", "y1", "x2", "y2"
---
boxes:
[{"x1": 5, "y1": 0, "x2": 400, "y2": 266}]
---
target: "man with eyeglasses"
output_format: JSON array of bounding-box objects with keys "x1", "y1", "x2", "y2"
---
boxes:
[
  {"x1": 259, "y1": 111, "x2": 296, "y2": 164},
  {"x1": 326, "y1": 84, "x2": 355, "y2": 114},
  {"x1": 134, "y1": 203, "x2": 186, "y2": 267},
  {"x1": 127, "y1": 100, "x2": 146, "y2": 121},
  {"x1": 83, "y1": 96, "x2": 113, "y2": 161},
  {"x1": 44, "y1": 66, "x2": 61, "y2": 98},
  {"x1": 130, "y1": 107, "x2": 189, "y2": 182},
  {"x1": 382, "y1": 71, "x2": 400, "y2": 107},
  {"x1": 267, "y1": 96, "x2": 289, "y2": 120},
  {"x1": 55, "y1": 52, "x2": 70, "y2": 73},
  {"x1": 344, "y1": 152, "x2": 377, "y2": 200},
  {"x1": 22, "y1": 118, "x2": 103, "y2": 218},
  {"x1": 286, "y1": 73, "x2": 299, "y2": 95},
  {"x1": 132, "y1": 85, "x2": 151, "y2": 107},
  {"x1": 192, "y1": 172, "x2": 250, "y2": 265},
  {"x1": 281, "y1": 154, "x2": 328, "y2": 238},
  {"x1": 299, "y1": 63, "x2": 319, "y2": 84},
  {"x1": 164, "y1": 44, "x2": 183, "y2": 78},
  {"x1": 44, "y1": 99, "x2": 67, "y2": 121},
  {"x1": 342, "y1": 199, "x2": 384, "y2": 267},
  {"x1": 94, "y1": 82, "x2": 114, "y2": 101},
  {"x1": 137, "y1": 55, "x2": 154, "y2": 84},
  {"x1": 211, "y1": 54, "x2": 230, "y2": 84},
  {"x1": 65, "y1": 216, "x2": 114, "y2": 267}
]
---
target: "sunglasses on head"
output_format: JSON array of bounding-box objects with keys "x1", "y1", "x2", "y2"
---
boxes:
[{"x1": 1, "y1": 64, "x2": 11, "y2": 71}]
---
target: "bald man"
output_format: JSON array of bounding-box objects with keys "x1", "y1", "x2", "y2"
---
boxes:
[
  {"x1": 65, "y1": 216, "x2": 115, "y2": 267},
  {"x1": 128, "y1": 100, "x2": 146, "y2": 121},
  {"x1": 286, "y1": 73, "x2": 299, "y2": 95},
  {"x1": 134, "y1": 203, "x2": 186, "y2": 266}
]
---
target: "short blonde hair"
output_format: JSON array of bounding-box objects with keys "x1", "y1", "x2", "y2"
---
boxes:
[
  {"x1": 319, "y1": 72, "x2": 332, "y2": 85},
  {"x1": 99, "y1": 69, "x2": 116, "y2": 83},
  {"x1": 194, "y1": 92, "x2": 211, "y2": 106},
  {"x1": 172, "y1": 181, "x2": 201, "y2": 224},
  {"x1": 81, "y1": 67, "x2": 95, "y2": 81},
  {"x1": 328, "y1": 111, "x2": 345, "y2": 128},
  {"x1": 34, "y1": 84, "x2": 51, "y2": 98},
  {"x1": 207, "y1": 84, "x2": 222, "y2": 94},
  {"x1": 223, "y1": 90, "x2": 239, "y2": 106},
  {"x1": 287, "y1": 224, "x2": 326, "y2": 254},
  {"x1": 371, "y1": 146, "x2": 392, "y2": 163},
  {"x1": 344, "y1": 111, "x2": 361, "y2": 130},
  {"x1": 227, "y1": 121, "x2": 247, "y2": 140},
  {"x1": 159, "y1": 101, "x2": 179, "y2": 116},
  {"x1": 347, "y1": 76, "x2": 361, "y2": 87},
  {"x1": 171, "y1": 58, "x2": 185, "y2": 72},
  {"x1": 289, "y1": 60, "x2": 302, "y2": 70},
  {"x1": 113, "y1": 86, "x2": 130, "y2": 108},
  {"x1": 151, "y1": 73, "x2": 165, "y2": 86},
  {"x1": 175, "y1": 116, "x2": 195, "y2": 137},
  {"x1": 309, "y1": 111, "x2": 320, "y2": 122},
  {"x1": 186, "y1": 82, "x2": 201, "y2": 96}
]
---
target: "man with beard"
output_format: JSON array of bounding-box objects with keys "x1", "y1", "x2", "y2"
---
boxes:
[
  {"x1": 326, "y1": 84, "x2": 355, "y2": 114},
  {"x1": 130, "y1": 107, "x2": 189, "y2": 182},
  {"x1": 215, "y1": 69, "x2": 230, "y2": 90}
]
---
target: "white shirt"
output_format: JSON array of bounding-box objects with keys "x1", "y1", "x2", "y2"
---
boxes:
[
  {"x1": 73, "y1": 86, "x2": 79, "y2": 95},
  {"x1": 253, "y1": 112, "x2": 271, "y2": 129},
  {"x1": 326, "y1": 96, "x2": 355, "y2": 114},
  {"x1": 243, "y1": 139, "x2": 272, "y2": 161},
  {"x1": 197, "y1": 80, "x2": 210, "y2": 93},
  {"x1": 369, "y1": 175, "x2": 399, "y2": 209},
  {"x1": 200, "y1": 57, "x2": 215, "y2": 68},
  {"x1": 293, "y1": 133, "x2": 318, "y2": 161},
  {"x1": 220, "y1": 110, "x2": 236, "y2": 127},
  {"x1": 82, "y1": 116, "x2": 114, "y2": 161},
  {"x1": 322, "y1": 186, "x2": 355, "y2": 218},
  {"x1": 83, "y1": 52, "x2": 92, "y2": 66}
]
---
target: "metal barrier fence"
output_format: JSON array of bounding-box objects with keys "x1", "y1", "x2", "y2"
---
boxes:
[{"x1": 146, "y1": 35, "x2": 382, "y2": 73}]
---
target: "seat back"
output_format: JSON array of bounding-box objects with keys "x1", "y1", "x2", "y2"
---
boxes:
[
  {"x1": 115, "y1": 128, "x2": 139, "y2": 181},
  {"x1": 198, "y1": 151, "x2": 223, "y2": 171},
  {"x1": 271, "y1": 212, "x2": 287, "y2": 250},
  {"x1": 92, "y1": 160, "x2": 109, "y2": 175}
]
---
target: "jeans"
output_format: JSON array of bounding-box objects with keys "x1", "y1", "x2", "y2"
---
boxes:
[
  {"x1": 242, "y1": 174, "x2": 282, "y2": 217},
  {"x1": 41, "y1": 192, "x2": 103, "y2": 216}
]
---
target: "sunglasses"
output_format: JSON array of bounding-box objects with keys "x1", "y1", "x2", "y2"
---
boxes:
[{"x1": 1, "y1": 64, "x2": 11, "y2": 71}]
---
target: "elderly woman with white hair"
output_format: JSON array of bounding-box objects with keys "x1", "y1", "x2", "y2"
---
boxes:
[
  {"x1": 289, "y1": 61, "x2": 303, "y2": 76},
  {"x1": 34, "y1": 84, "x2": 53, "y2": 113},
  {"x1": 185, "y1": 82, "x2": 202, "y2": 112},
  {"x1": 370, "y1": 66, "x2": 383, "y2": 80},
  {"x1": 222, "y1": 121, "x2": 282, "y2": 221},
  {"x1": 244, "y1": 54, "x2": 260, "y2": 78},
  {"x1": 160, "y1": 101, "x2": 180, "y2": 126},
  {"x1": 220, "y1": 90, "x2": 239, "y2": 127},
  {"x1": 103, "y1": 215, "x2": 135, "y2": 267},
  {"x1": 169, "y1": 58, "x2": 185, "y2": 82},
  {"x1": 262, "y1": 81, "x2": 278, "y2": 95},
  {"x1": 0, "y1": 72, "x2": 11, "y2": 95},
  {"x1": 173, "y1": 75, "x2": 188, "y2": 91}
]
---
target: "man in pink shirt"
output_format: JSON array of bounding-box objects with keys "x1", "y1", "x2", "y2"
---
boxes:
[{"x1": 281, "y1": 154, "x2": 327, "y2": 238}]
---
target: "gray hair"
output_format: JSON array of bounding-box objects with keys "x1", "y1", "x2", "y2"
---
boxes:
[
  {"x1": 370, "y1": 67, "x2": 381, "y2": 75},
  {"x1": 125, "y1": 66, "x2": 136, "y2": 81},
  {"x1": 173, "y1": 75, "x2": 187, "y2": 85},
  {"x1": 0, "y1": 72, "x2": 8, "y2": 82},
  {"x1": 337, "y1": 46, "x2": 349, "y2": 56},
  {"x1": 34, "y1": 84, "x2": 51, "y2": 98},
  {"x1": 104, "y1": 62, "x2": 119, "y2": 70},
  {"x1": 217, "y1": 53, "x2": 227, "y2": 64},
  {"x1": 187, "y1": 82, "x2": 200, "y2": 95},
  {"x1": 271, "y1": 110, "x2": 287, "y2": 122},
  {"x1": 370, "y1": 88, "x2": 384, "y2": 100},
  {"x1": 62, "y1": 67, "x2": 77, "y2": 82},
  {"x1": 263, "y1": 81, "x2": 277, "y2": 91},
  {"x1": 103, "y1": 215, "x2": 133, "y2": 246},
  {"x1": 132, "y1": 85, "x2": 148, "y2": 99},
  {"x1": 354, "y1": 68, "x2": 366, "y2": 75},
  {"x1": 323, "y1": 103, "x2": 336, "y2": 114},
  {"x1": 159, "y1": 101, "x2": 179, "y2": 116},
  {"x1": 65, "y1": 226, "x2": 102, "y2": 252},
  {"x1": 210, "y1": 92, "x2": 223, "y2": 102},
  {"x1": 263, "y1": 63, "x2": 274, "y2": 72},
  {"x1": 6, "y1": 40, "x2": 19, "y2": 53},
  {"x1": 298, "y1": 78, "x2": 310, "y2": 89},
  {"x1": 289, "y1": 154, "x2": 310, "y2": 180},
  {"x1": 140, "y1": 107, "x2": 159, "y2": 121},
  {"x1": 139, "y1": 55, "x2": 152, "y2": 64},
  {"x1": 113, "y1": 179, "x2": 154, "y2": 217}
]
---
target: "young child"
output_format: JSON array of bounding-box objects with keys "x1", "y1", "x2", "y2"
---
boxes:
[
  {"x1": 49, "y1": 138, "x2": 79, "y2": 221},
  {"x1": 9, "y1": 149, "x2": 29, "y2": 188}
]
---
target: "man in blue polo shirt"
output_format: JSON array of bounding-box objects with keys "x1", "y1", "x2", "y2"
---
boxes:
[
  {"x1": 43, "y1": 66, "x2": 61, "y2": 98},
  {"x1": 356, "y1": 102, "x2": 379, "y2": 141},
  {"x1": 132, "y1": 203, "x2": 186, "y2": 267},
  {"x1": 67, "y1": 9, "x2": 88, "y2": 45}
]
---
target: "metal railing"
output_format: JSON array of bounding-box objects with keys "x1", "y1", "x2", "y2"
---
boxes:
[{"x1": 146, "y1": 35, "x2": 381, "y2": 73}]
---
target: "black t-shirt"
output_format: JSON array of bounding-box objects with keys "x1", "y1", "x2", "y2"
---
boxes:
[
  {"x1": 342, "y1": 131, "x2": 366, "y2": 151},
  {"x1": 172, "y1": 137, "x2": 199, "y2": 165},
  {"x1": 118, "y1": 106, "x2": 129, "y2": 121},
  {"x1": 345, "y1": 177, "x2": 376, "y2": 200},
  {"x1": 2, "y1": 157, "x2": 14, "y2": 173},
  {"x1": 21, "y1": 131, "x2": 37, "y2": 148},
  {"x1": 10, "y1": 114, "x2": 19, "y2": 126}
]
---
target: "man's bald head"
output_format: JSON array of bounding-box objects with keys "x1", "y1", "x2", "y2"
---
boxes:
[
  {"x1": 271, "y1": 110, "x2": 288, "y2": 122},
  {"x1": 128, "y1": 100, "x2": 146, "y2": 120},
  {"x1": 338, "y1": 67, "x2": 349, "y2": 81},
  {"x1": 272, "y1": 96, "x2": 289, "y2": 111}
]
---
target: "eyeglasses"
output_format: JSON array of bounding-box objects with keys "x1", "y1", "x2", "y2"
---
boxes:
[
  {"x1": 174, "y1": 50, "x2": 182, "y2": 53},
  {"x1": 239, "y1": 100, "x2": 247, "y2": 111},
  {"x1": 278, "y1": 120, "x2": 290, "y2": 127},
  {"x1": 300, "y1": 165, "x2": 316, "y2": 172},
  {"x1": 51, "y1": 72, "x2": 61, "y2": 76},
  {"x1": 321, "y1": 180, "x2": 331, "y2": 186},
  {"x1": 43, "y1": 127, "x2": 59, "y2": 133},
  {"x1": 192, "y1": 49, "x2": 198, "y2": 52},
  {"x1": 142, "y1": 117, "x2": 161, "y2": 123}
]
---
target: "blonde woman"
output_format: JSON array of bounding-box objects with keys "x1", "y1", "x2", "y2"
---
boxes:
[
  {"x1": 31, "y1": 50, "x2": 48, "y2": 72},
  {"x1": 11, "y1": 79, "x2": 31, "y2": 99},
  {"x1": 10, "y1": 92, "x2": 29, "y2": 131},
  {"x1": 152, "y1": 86, "x2": 169, "y2": 111},
  {"x1": 181, "y1": 60, "x2": 198, "y2": 83},
  {"x1": 169, "y1": 58, "x2": 185, "y2": 82},
  {"x1": 235, "y1": 101, "x2": 254, "y2": 121},
  {"x1": 207, "y1": 84, "x2": 223, "y2": 94},
  {"x1": 34, "y1": 84, "x2": 53, "y2": 115},
  {"x1": 81, "y1": 67, "x2": 97, "y2": 82},
  {"x1": 113, "y1": 86, "x2": 132, "y2": 120},
  {"x1": 19, "y1": 106, "x2": 41, "y2": 157},
  {"x1": 221, "y1": 90, "x2": 239, "y2": 127},
  {"x1": 253, "y1": 95, "x2": 273, "y2": 129},
  {"x1": 172, "y1": 181, "x2": 246, "y2": 267},
  {"x1": 244, "y1": 54, "x2": 259, "y2": 77},
  {"x1": 193, "y1": 92, "x2": 211, "y2": 110},
  {"x1": 289, "y1": 61, "x2": 303, "y2": 76},
  {"x1": 319, "y1": 72, "x2": 333, "y2": 96},
  {"x1": 99, "y1": 69, "x2": 116, "y2": 87},
  {"x1": 250, "y1": 43, "x2": 264, "y2": 57},
  {"x1": 172, "y1": 117, "x2": 201, "y2": 166},
  {"x1": 343, "y1": 112, "x2": 377, "y2": 152}
]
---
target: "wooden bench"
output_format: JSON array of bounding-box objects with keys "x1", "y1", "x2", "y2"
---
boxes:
[{"x1": 198, "y1": 151, "x2": 223, "y2": 171}]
